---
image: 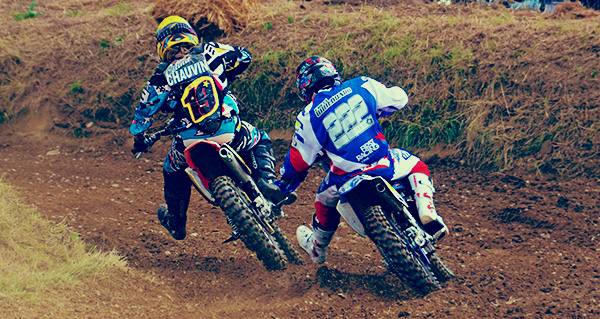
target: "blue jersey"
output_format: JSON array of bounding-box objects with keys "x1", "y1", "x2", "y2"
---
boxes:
[{"x1": 281, "y1": 76, "x2": 409, "y2": 182}]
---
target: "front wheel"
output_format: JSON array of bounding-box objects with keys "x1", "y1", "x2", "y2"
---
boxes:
[
  {"x1": 211, "y1": 176, "x2": 286, "y2": 271},
  {"x1": 363, "y1": 205, "x2": 441, "y2": 295},
  {"x1": 271, "y1": 221, "x2": 305, "y2": 265}
]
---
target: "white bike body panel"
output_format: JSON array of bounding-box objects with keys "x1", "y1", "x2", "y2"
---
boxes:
[
  {"x1": 336, "y1": 201, "x2": 367, "y2": 237},
  {"x1": 337, "y1": 174, "x2": 383, "y2": 238}
]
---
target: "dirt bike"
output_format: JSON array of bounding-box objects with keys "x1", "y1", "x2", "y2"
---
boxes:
[
  {"x1": 134, "y1": 120, "x2": 304, "y2": 271},
  {"x1": 336, "y1": 173, "x2": 455, "y2": 295}
]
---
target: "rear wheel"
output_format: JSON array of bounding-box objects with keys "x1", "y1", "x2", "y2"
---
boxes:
[
  {"x1": 363, "y1": 205, "x2": 441, "y2": 295},
  {"x1": 211, "y1": 176, "x2": 286, "y2": 271},
  {"x1": 428, "y1": 252, "x2": 455, "y2": 284}
]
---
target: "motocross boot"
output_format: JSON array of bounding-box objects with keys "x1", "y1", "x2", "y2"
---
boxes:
[
  {"x1": 158, "y1": 169, "x2": 192, "y2": 240},
  {"x1": 251, "y1": 139, "x2": 297, "y2": 205},
  {"x1": 408, "y1": 172, "x2": 449, "y2": 241},
  {"x1": 297, "y1": 219, "x2": 336, "y2": 264}
]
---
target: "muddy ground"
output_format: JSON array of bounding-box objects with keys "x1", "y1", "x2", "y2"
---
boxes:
[{"x1": 0, "y1": 129, "x2": 599, "y2": 318}]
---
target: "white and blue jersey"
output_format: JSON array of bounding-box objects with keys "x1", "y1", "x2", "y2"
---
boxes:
[{"x1": 281, "y1": 76, "x2": 410, "y2": 183}]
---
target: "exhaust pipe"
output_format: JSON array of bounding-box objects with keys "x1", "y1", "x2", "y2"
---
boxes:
[
  {"x1": 219, "y1": 146, "x2": 268, "y2": 210},
  {"x1": 219, "y1": 147, "x2": 253, "y2": 184},
  {"x1": 376, "y1": 182, "x2": 387, "y2": 193}
]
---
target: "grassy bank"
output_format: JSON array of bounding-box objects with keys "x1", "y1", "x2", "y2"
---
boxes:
[
  {"x1": 232, "y1": 1, "x2": 600, "y2": 175},
  {"x1": 0, "y1": 179, "x2": 127, "y2": 309},
  {"x1": 1, "y1": 0, "x2": 598, "y2": 176}
]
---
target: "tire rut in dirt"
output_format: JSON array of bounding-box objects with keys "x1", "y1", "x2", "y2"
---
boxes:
[
  {"x1": 363, "y1": 205, "x2": 441, "y2": 295},
  {"x1": 211, "y1": 176, "x2": 286, "y2": 271}
]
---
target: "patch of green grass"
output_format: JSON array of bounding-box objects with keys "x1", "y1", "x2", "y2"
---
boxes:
[
  {"x1": 13, "y1": 1, "x2": 42, "y2": 20},
  {"x1": 329, "y1": 16, "x2": 350, "y2": 28},
  {"x1": 113, "y1": 35, "x2": 125, "y2": 45},
  {"x1": 65, "y1": 9, "x2": 82, "y2": 17},
  {"x1": 0, "y1": 179, "x2": 127, "y2": 301},
  {"x1": 487, "y1": 11, "x2": 515, "y2": 25},
  {"x1": 98, "y1": 35, "x2": 125, "y2": 54},
  {"x1": 68, "y1": 81, "x2": 84, "y2": 95},
  {"x1": 100, "y1": 40, "x2": 111, "y2": 52}
]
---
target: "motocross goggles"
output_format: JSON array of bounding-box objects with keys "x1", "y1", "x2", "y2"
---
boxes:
[{"x1": 163, "y1": 43, "x2": 194, "y2": 62}]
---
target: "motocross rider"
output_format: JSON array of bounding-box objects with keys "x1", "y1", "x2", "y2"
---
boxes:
[
  {"x1": 129, "y1": 16, "x2": 285, "y2": 240},
  {"x1": 277, "y1": 56, "x2": 450, "y2": 264}
]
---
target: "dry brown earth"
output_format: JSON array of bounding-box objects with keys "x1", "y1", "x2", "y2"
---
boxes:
[
  {"x1": 1, "y1": 0, "x2": 600, "y2": 317},
  {"x1": 1, "y1": 129, "x2": 599, "y2": 318}
]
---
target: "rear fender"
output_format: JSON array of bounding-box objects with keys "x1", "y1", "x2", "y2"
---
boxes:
[
  {"x1": 185, "y1": 167, "x2": 215, "y2": 203},
  {"x1": 184, "y1": 140, "x2": 231, "y2": 189},
  {"x1": 337, "y1": 175, "x2": 409, "y2": 236},
  {"x1": 336, "y1": 200, "x2": 367, "y2": 237},
  {"x1": 336, "y1": 175, "x2": 378, "y2": 237}
]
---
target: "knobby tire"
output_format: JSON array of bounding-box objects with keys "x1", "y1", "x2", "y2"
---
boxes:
[
  {"x1": 363, "y1": 205, "x2": 441, "y2": 295},
  {"x1": 271, "y1": 222, "x2": 305, "y2": 265},
  {"x1": 211, "y1": 176, "x2": 286, "y2": 271},
  {"x1": 428, "y1": 252, "x2": 455, "y2": 284}
]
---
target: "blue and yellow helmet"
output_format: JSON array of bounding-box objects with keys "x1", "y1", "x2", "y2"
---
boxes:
[{"x1": 155, "y1": 16, "x2": 199, "y2": 61}]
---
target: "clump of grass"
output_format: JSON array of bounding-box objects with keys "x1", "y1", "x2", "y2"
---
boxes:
[
  {"x1": 0, "y1": 179, "x2": 127, "y2": 301},
  {"x1": 65, "y1": 9, "x2": 82, "y2": 17},
  {"x1": 13, "y1": 1, "x2": 42, "y2": 20},
  {"x1": 0, "y1": 110, "x2": 10, "y2": 124},
  {"x1": 68, "y1": 81, "x2": 84, "y2": 95}
]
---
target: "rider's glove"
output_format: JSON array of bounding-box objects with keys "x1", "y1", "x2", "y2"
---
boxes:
[
  {"x1": 275, "y1": 170, "x2": 309, "y2": 194},
  {"x1": 131, "y1": 134, "x2": 149, "y2": 154}
]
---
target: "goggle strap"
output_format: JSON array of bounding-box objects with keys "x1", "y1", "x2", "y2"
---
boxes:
[{"x1": 156, "y1": 23, "x2": 196, "y2": 43}]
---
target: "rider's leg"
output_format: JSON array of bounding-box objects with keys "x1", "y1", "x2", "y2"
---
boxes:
[
  {"x1": 158, "y1": 139, "x2": 192, "y2": 240},
  {"x1": 297, "y1": 180, "x2": 341, "y2": 264},
  {"x1": 233, "y1": 121, "x2": 295, "y2": 204},
  {"x1": 297, "y1": 203, "x2": 339, "y2": 264},
  {"x1": 222, "y1": 92, "x2": 286, "y2": 203},
  {"x1": 408, "y1": 161, "x2": 449, "y2": 241},
  {"x1": 252, "y1": 132, "x2": 287, "y2": 201}
]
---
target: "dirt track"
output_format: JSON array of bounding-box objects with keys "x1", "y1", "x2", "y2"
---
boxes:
[{"x1": 1, "y1": 130, "x2": 599, "y2": 318}]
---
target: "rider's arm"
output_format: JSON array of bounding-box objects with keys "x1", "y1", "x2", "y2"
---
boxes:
[
  {"x1": 279, "y1": 109, "x2": 324, "y2": 191},
  {"x1": 204, "y1": 42, "x2": 252, "y2": 83},
  {"x1": 361, "y1": 77, "x2": 409, "y2": 118},
  {"x1": 129, "y1": 72, "x2": 174, "y2": 136}
]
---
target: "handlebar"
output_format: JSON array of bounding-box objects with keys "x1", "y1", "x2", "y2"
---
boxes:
[
  {"x1": 133, "y1": 119, "x2": 190, "y2": 159},
  {"x1": 134, "y1": 130, "x2": 167, "y2": 159}
]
